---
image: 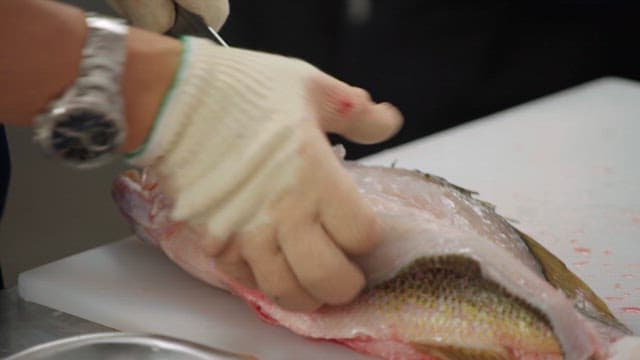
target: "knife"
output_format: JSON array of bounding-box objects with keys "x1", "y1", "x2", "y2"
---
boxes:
[{"x1": 164, "y1": 2, "x2": 229, "y2": 47}]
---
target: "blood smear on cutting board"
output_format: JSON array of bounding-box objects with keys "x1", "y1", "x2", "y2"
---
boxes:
[
  {"x1": 574, "y1": 247, "x2": 591, "y2": 255},
  {"x1": 621, "y1": 307, "x2": 640, "y2": 314},
  {"x1": 605, "y1": 296, "x2": 625, "y2": 302}
]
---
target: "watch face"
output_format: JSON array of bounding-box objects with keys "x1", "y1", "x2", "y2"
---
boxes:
[{"x1": 51, "y1": 109, "x2": 120, "y2": 165}]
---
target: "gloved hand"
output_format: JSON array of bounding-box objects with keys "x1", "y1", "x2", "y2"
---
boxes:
[
  {"x1": 128, "y1": 37, "x2": 403, "y2": 312},
  {"x1": 107, "y1": 0, "x2": 229, "y2": 33}
]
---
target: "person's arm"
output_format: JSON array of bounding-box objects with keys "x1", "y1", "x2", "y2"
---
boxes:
[
  {"x1": 0, "y1": 0, "x2": 179, "y2": 152},
  {"x1": 1, "y1": 0, "x2": 403, "y2": 312}
]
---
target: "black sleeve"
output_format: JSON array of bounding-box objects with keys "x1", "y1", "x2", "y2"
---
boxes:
[{"x1": 0, "y1": 125, "x2": 10, "y2": 289}]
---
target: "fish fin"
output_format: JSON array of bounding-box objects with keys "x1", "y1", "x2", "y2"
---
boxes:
[
  {"x1": 416, "y1": 171, "x2": 479, "y2": 196},
  {"x1": 410, "y1": 342, "x2": 510, "y2": 360},
  {"x1": 515, "y1": 229, "x2": 631, "y2": 334}
]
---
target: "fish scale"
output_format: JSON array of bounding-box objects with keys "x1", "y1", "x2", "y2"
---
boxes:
[{"x1": 321, "y1": 256, "x2": 561, "y2": 359}]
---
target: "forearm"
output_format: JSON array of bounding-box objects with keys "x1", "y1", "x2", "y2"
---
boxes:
[
  {"x1": 0, "y1": 0, "x2": 85, "y2": 126},
  {"x1": 0, "y1": 0, "x2": 181, "y2": 152}
]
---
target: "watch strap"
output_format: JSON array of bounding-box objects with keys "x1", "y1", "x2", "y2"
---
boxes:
[
  {"x1": 64, "y1": 15, "x2": 128, "y2": 113},
  {"x1": 33, "y1": 14, "x2": 128, "y2": 168}
]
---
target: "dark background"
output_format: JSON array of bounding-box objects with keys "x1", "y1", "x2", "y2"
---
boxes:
[{"x1": 220, "y1": 0, "x2": 640, "y2": 158}]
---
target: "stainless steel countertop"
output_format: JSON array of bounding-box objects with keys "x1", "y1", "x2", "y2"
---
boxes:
[{"x1": 0, "y1": 288, "x2": 112, "y2": 358}]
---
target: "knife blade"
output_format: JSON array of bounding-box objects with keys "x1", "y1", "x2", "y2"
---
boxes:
[{"x1": 165, "y1": 2, "x2": 228, "y2": 47}]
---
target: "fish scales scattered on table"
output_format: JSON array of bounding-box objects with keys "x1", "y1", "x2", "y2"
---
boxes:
[{"x1": 112, "y1": 154, "x2": 637, "y2": 360}]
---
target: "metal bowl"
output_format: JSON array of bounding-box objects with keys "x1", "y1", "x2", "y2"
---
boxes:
[{"x1": 6, "y1": 332, "x2": 255, "y2": 360}]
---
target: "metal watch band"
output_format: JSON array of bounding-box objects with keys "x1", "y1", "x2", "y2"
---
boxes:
[
  {"x1": 63, "y1": 15, "x2": 128, "y2": 117},
  {"x1": 33, "y1": 14, "x2": 128, "y2": 168}
]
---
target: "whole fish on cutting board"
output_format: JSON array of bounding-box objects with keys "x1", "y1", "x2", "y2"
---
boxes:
[{"x1": 112, "y1": 153, "x2": 639, "y2": 360}]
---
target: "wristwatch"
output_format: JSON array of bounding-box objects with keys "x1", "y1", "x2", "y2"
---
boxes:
[{"x1": 33, "y1": 14, "x2": 128, "y2": 169}]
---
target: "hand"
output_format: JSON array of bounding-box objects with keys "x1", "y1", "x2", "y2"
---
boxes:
[
  {"x1": 107, "y1": 0, "x2": 229, "y2": 33},
  {"x1": 128, "y1": 37, "x2": 403, "y2": 311}
]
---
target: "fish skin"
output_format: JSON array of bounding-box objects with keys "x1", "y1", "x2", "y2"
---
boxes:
[{"x1": 112, "y1": 161, "x2": 635, "y2": 360}]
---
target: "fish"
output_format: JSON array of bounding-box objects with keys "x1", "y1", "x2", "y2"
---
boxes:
[{"x1": 112, "y1": 156, "x2": 638, "y2": 360}]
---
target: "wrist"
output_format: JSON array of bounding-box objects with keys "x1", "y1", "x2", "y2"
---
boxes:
[{"x1": 120, "y1": 28, "x2": 182, "y2": 153}]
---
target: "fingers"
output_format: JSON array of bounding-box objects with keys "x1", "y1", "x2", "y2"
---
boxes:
[
  {"x1": 107, "y1": 0, "x2": 229, "y2": 33},
  {"x1": 278, "y1": 221, "x2": 366, "y2": 306},
  {"x1": 301, "y1": 133, "x2": 384, "y2": 255},
  {"x1": 238, "y1": 210, "x2": 368, "y2": 310},
  {"x1": 107, "y1": 0, "x2": 175, "y2": 33},
  {"x1": 212, "y1": 239, "x2": 256, "y2": 289},
  {"x1": 319, "y1": 175, "x2": 382, "y2": 255},
  {"x1": 176, "y1": 0, "x2": 230, "y2": 31},
  {"x1": 241, "y1": 228, "x2": 322, "y2": 312},
  {"x1": 309, "y1": 74, "x2": 403, "y2": 144},
  {"x1": 194, "y1": 224, "x2": 232, "y2": 257}
]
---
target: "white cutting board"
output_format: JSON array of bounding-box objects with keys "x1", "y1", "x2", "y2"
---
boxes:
[{"x1": 19, "y1": 77, "x2": 640, "y2": 358}]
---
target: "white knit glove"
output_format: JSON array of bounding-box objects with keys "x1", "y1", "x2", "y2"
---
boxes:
[
  {"x1": 128, "y1": 37, "x2": 403, "y2": 311},
  {"x1": 107, "y1": 0, "x2": 229, "y2": 33}
]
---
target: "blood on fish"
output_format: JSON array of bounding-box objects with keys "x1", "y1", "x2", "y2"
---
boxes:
[
  {"x1": 573, "y1": 260, "x2": 589, "y2": 266},
  {"x1": 622, "y1": 274, "x2": 634, "y2": 279},
  {"x1": 603, "y1": 250, "x2": 612, "y2": 256},
  {"x1": 614, "y1": 283, "x2": 623, "y2": 290}
]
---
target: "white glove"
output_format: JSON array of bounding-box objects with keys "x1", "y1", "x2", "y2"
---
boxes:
[
  {"x1": 107, "y1": 0, "x2": 229, "y2": 33},
  {"x1": 127, "y1": 37, "x2": 403, "y2": 311}
]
